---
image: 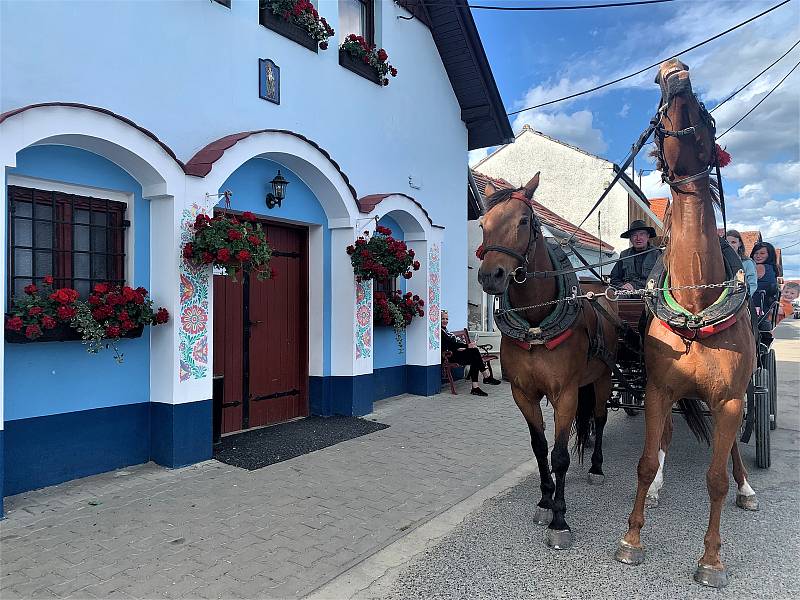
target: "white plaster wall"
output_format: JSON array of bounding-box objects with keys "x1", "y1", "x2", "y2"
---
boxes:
[{"x1": 475, "y1": 131, "x2": 630, "y2": 249}]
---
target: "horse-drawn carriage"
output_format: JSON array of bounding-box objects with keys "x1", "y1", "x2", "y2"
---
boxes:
[{"x1": 608, "y1": 294, "x2": 780, "y2": 469}]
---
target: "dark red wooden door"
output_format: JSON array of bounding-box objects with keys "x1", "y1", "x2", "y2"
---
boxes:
[{"x1": 213, "y1": 220, "x2": 308, "y2": 433}]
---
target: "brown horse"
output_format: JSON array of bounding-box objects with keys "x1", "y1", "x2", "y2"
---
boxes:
[
  {"x1": 478, "y1": 174, "x2": 618, "y2": 549},
  {"x1": 614, "y1": 59, "x2": 757, "y2": 588}
]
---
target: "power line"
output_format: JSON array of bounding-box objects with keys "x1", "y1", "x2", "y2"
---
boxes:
[
  {"x1": 717, "y1": 59, "x2": 800, "y2": 139},
  {"x1": 768, "y1": 228, "x2": 800, "y2": 240},
  {"x1": 778, "y1": 239, "x2": 800, "y2": 250},
  {"x1": 711, "y1": 39, "x2": 800, "y2": 113},
  {"x1": 438, "y1": 0, "x2": 677, "y2": 11},
  {"x1": 507, "y1": 0, "x2": 793, "y2": 115}
]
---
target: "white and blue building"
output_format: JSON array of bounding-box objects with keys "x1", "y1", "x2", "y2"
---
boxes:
[{"x1": 0, "y1": 0, "x2": 512, "y2": 513}]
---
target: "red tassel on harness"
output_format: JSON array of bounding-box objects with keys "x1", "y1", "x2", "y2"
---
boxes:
[
  {"x1": 476, "y1": 244, "x2": 485, "y2": 260},
  {"x1": 715, "y1": 144, "x2": 731, "y2": 168}
]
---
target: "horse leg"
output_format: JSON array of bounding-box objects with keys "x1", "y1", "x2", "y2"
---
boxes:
[
  {"x1": 731, "y1": 440, "x2": 758, "y2": 511},
  {"x1": 615, "y1": 383, "x2": 671, "y2": 565},
  {"x1": 646, "y1": 412, "x2": 673, "y2": 508},
  {"x1": 588, "y1": 375, "x2": 611, "y2": 485},
  {"x1": 511, "y1": 386, "x2": 554, "y2": 526},
  {"x1": 545, "y1": 386, "x2": 578, "y2": 550},
  {"x1": 694, "y1": 398, "x2": 743, "y2": 588}
]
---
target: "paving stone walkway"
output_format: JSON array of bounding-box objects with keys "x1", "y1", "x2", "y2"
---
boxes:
[{"x1": 1, "y1": 381, "x2": 531, "y2": 599}]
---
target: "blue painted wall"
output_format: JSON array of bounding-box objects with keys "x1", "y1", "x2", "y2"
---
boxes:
[
  {"x1": 4, "y1": 145, "x2": 151, "y2": 420},
  {"x1": 373, "y1": 216, "x2": 407, "y2": 370},
  {"x1": 217, "y1": 157, "x2": 331, "y2": 375}
]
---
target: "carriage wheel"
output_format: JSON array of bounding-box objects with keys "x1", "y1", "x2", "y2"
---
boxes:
[
  {"x1": 768, "y1": 349, "x2": 777, "y2": 431},
  {"x1": 754, "y1": 368, "x2": 771, "y2": 469}
]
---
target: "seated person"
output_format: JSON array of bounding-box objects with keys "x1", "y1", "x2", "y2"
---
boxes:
[
  {"x1": 441, "y1": 310, "x2": 500, "y2": 396},
  {"x1": 778, "y1": 281, "x2": 799, "y2": 324},
  {"x1": 725, "y1": 229, "x2": 758, "y2": 297},
  {"x1": 609, "y1": 220, "x2": 661, "y2": 293},
  {"x1": 750, "y1": 242, "x2": 780, "y2": 317}
]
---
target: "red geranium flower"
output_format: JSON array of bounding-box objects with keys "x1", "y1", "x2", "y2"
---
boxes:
[
  {"x1": 237, "y1": 250, "x2": 251, "y2": 262},
  {"x1": 217, "y1": 248, "x2": 231, "y2": 262},
  {"x1": 183, "y1": 243, "x2": 194, "y2": 259},
  {"x1": 94, "y1": 283, "x2": 109, "y2": 294},
  {"x1": 42, "y1": 316, "x2": 57, "y2": 330},
  {"x1": 24, "y1": 283, "x2": 38, "y2": 295},
  {"x1": 228, "y1": 229, "x2": 243, "y2": 241},
  {"x1": 202, "y1": 252, "x2": 214, "y2": 264},
  {"x1": 242, "y1": 211, "x2": 257, "y2": 222},
  {"x1": 57, "y1": 305, "x2": 76, "y2": 320},
  {"x1": 5, "y1": 316, "x2": 23, "y2": 331},
  {"x1": 50, "y1": 288, "x2": 80, "y2": 305},
  {"x1": 43, "y1": 275, "x2": 54, "y2": 285},
  {"x1": 25, "y1": 324, "x2": 42, "y2": 339},
  {"x1": 105, "y1": 325, "x2": 121, "y2": 338},
  {"x1": 247, "y1": 235, "x2": 261, "y2": 246},
  {"x1": 155, "y1": 308, "x2": 170, "y2": 324}
]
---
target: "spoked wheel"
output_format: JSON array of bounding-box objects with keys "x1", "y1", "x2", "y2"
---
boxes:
[
  {"x1": 754, "y1": 367, "x2": 771, "y2": 469},
  {"x1": 767, "y1": 349, "x2": 777, "y2": 431}
]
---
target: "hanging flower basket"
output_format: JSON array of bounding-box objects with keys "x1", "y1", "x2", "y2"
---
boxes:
[
  {"x1": 261, "y1": 0, "x2": 334, "y2": 51},
  {"x1": 374, "y1": 290, "x2": 425, "y2": 353},
  {"x1": 183, "y1": 211, "x2": 274, "y2": 282},
  {"x1": 339, "y1": 35, "x2": 397, "y2": 86},
  {"x1": 5, "y1": 277, "x2": 169, "y2": 363},
  {"x1": 346, "y1": 225, "x2": 419, "y2": 282}
]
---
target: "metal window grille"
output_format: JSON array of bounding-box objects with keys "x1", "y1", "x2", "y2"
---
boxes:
[{"x1": 8, "y1": 185, "x2": 128, "y2": 301}]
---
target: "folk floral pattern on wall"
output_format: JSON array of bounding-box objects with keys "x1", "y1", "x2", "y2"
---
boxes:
[
  {"x1": 428, "y1": 243, "x2": 440, "y2": 350},
  {"x1": 179, "y1": 203, "x2": 210, "y2": 381},
  {"x1": 355, "y1": 279, "x2": 372, "y2": 360}
]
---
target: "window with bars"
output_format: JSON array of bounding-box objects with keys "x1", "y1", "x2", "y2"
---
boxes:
[
  {"x1": 8, "y1": 185, "x2": 128, "y2": 300},
  {"x1": 374, "y1": 277, "x2": 397, "y2": 295},
  {"x1": 339, "y1": 0, "x2": 374, "y2": 45}
]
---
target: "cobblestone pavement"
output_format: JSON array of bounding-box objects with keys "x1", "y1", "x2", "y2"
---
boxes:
[{"x1": 0, "y1": 381, "x2": 532, "y2": 599}]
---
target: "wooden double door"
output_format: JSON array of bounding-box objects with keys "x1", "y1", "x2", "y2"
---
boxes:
[{"x1": 213, "y1": 221, "x2": 308, "y2": 434}]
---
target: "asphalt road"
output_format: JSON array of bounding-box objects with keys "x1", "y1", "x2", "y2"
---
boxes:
[{"x1": 379, "y1": 321, "x2": 800, "y2": 600}]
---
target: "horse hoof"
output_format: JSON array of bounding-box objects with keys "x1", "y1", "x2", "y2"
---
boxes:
[
  {"x1": 736, "y1": 493, "x2": 759, "y2": 511},
  {"x1": 587, "y1": 472, "x2": 605, "y2": 485},
  {"x1": 645, "y1": 495, "x2": 659, "y2": 508},
  {"x1": 694, "y1": 563, "x2": 728, "y2": 588},
  {"x1": 614, "y1": 540, "x2": 645, "y2": 565},
  {"x1": 545, "y1": 528, "x2": 573, "y2": 550},
  {"x1": 533, "y1": 507, "x2": 553, "y2": 526}
]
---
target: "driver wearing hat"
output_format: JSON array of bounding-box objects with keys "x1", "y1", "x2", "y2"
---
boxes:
[{"x1": 610, "y1": 219, "x2": 660, "y2": 292}]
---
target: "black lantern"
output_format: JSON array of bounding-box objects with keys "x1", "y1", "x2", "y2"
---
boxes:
[{"x1": 266, "y1": 170, "x2": 289, "y2": 209}]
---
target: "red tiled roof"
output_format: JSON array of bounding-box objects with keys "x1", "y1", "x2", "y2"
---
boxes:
[
  {"x1": 357, "y1": 193, "x2": 437, "y2": 226},
  {"x1": 649, "y1": 197, "x2": 669, "y2": 222},
  {"x1": 718, "y1": 229, "x2": 763, "y2": 256},
  {"x1": 471, "y1": 170, "x2": 615, "y2": 253}
]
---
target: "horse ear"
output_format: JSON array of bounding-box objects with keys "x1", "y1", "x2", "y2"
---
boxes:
[
  {"x1": 523, "y1": 172, "x2": 540, "y2": 199},
  {"x1": 484, "y1": 182, "x2": 496, "y2": 198}
]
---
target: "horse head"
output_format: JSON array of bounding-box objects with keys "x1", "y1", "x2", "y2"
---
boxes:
[
  {"x1": 477, "y1": 172, "x2": 542, "y2": 295},
  {"x1": 653, "y1": 59, "x2": 717, "y2": 183}
]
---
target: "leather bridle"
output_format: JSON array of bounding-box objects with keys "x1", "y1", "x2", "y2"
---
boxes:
[{"x1": 480, "y1": 191, "x2": 542, "y2": 284}]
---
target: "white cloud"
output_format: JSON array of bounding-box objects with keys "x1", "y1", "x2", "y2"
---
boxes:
[
  {"x1": 618, "y1": 103, "x2": 630, "y2": 118},
  {"x1": 639, "y1": 170, "x2": 669, "y2": 199},
  {"x1": 511, "y1": 109, "x2": 608, "y2": 155}
]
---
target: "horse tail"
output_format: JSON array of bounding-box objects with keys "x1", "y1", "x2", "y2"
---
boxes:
[
  {"x1": 677, "y1": 398, "x2": 712, "y2": 446},
  {"x1": 573, "y1": 384, "x2": 595, "y2": 463}
]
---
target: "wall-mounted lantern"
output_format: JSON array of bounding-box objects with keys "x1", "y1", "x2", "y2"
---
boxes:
[{"x1": 265, "y1": 170, "x2": 289, "y2": 210}]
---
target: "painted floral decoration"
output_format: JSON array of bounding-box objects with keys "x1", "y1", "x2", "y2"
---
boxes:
[
  {"x1": 183, "y1": 211, "x2": 274, "y2": 282},
  {"x1": 374, "y1": 290, "x2": 425, "y2": 353},
  {"x1": 266, "y1": 0, "x2": 334, "y2": 49},
  {"x1": 4, "y1": 276, "x2": 79, "y2": 340},
  {"x1": 340, "y1": 35, "x2": 398, "y2": 86},
  {"x1": 346, "y1": 225, "x2": 419, "y2": 282}
]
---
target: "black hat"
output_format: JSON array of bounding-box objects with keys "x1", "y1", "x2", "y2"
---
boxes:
[{"x1": 621, "y1": 219, "x2": 656, "y2": 239}]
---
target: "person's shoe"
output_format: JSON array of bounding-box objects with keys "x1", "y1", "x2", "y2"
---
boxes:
[
  {"x1": 483, "y1": 376, "x2": 502, "y2": 385},
  {"x1": 470, "y1": 387, "x2": 488, "y2": 397}
]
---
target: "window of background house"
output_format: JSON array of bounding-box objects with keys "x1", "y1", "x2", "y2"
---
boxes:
[
  {"x1": 374, "y1": 277, "x2": 397, "y2": 296},
  {"x1": 339, "y1": 0, "x2": 374, "y2": 45},
  {"x1": 8, "y1": 185, "x2": 127, "y2": 300}
]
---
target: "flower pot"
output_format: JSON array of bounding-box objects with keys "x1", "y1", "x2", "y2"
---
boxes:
[
  {"x1": 5, "y1": 322, "x2": 144, "y2": 344},
  {"x1": 339, "y1": 49, "x2": 381, "y2": 85},
  {"x1": 260, "y1": 8, "x2": 319, "y2": 53},
  {"x1": 5, "y1": 322, "x2": 82, "y2": 344}
]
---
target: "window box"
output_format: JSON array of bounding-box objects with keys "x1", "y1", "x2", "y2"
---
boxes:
[
  {"x1": 339, "y1": 49, "x2": 381, "y2": 85},
  {"x1": 5, "y1": 323, "x2": 143, "y2": 344},
  {"x1": 260, "y1": 7, "x2": 319, "y2": 53}
]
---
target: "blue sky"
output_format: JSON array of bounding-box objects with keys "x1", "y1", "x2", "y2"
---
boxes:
[{"x1": 468, "y1": 0, "x2": 800, "y2": 277}]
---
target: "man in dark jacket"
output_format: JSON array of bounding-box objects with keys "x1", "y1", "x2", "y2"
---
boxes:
[
  {"x1": 610, "y1": 219, "x2": 661, "y2": 292},
  {"x1": 442, "y1": 310, "x2": 500, "y2": 396}
]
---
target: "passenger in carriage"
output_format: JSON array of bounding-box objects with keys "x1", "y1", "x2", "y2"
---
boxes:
[
  {"x1": 725, "y1": 229, "x2": 758, "y2": 297},
  {"x1": 750, "y1": 241, "x2": 780, "y2": 317},
  {"x1": 441, "y1": 310, "x2": 501, "y2": 397},
  {"x1": 609, "y1": 219, "x2": 661, "y2": 293}
]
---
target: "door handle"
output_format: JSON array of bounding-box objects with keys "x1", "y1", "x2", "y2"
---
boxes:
[{"x1": 250, "y1": 320, "x2": 263, "y2": 326}]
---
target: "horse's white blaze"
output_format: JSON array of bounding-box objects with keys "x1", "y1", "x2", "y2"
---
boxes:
[
  {"x1": 647, "y1": 449, "x2": 666, "y2": 498},
  {"x1": 739, "y1": 478, "x2": 756, "y2": 497}
]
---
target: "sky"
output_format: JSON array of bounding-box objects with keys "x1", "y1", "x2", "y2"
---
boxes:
[{"x1": 467, "y1": 0, "x2": 800, "y2": 277}]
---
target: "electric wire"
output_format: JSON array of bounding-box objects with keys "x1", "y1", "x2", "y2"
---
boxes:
[{"x1": 507, "y1": 0, "x2": 793, "y2": 115}]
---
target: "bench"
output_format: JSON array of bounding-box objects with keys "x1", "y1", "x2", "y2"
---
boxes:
[{"x1": 441, "y1": 329, "x2": 499, "y2": 394}]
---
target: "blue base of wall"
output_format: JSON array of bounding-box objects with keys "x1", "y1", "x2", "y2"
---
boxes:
[
  {"x1": 3, "y1": 400, "x2": 212, "y2": 502},
  {"x1": 407, "y1": 364, "x2": 442, "y2": 396},
  {"x1": 372, "y1": 365, "x2": 407, "y2": 401}
]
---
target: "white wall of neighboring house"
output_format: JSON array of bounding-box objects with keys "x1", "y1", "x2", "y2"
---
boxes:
[{"x1": 474, "y1": 127, "x2": 642, "y2": 249}]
